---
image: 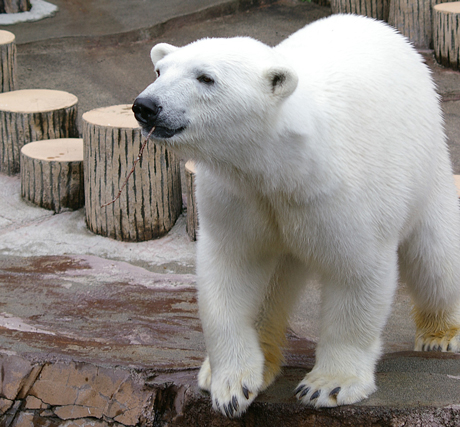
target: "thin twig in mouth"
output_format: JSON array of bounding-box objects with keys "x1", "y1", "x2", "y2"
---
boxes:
[{"x1": 101, "y1": 126, "x2": 156, "y2": 208}]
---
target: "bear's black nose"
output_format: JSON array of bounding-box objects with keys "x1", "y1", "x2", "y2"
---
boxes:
[{"x1": 132, "y1": 97, "x2": 160, "y2": 126}]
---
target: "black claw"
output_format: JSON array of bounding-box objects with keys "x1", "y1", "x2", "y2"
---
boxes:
[
  {"x1": 447, "y1": 343, "x2": 452, "y2": 352},
  {"x1": 232, "y1": 396, "x2": 239, "y2": 412},
  {"x1": 242, "y1": 386, "x2": 250, "y2": 400},
  {"x1": 329, "y1": 387, "x2": 341, "y2": 397},
  {"x1": 299, "y1": 387, "x2": 310, "y2": 398},
  {"x1": 214, "y1": 399, "x2": 220, "y2": 411},
  {"x1": 294, "y1": 385, "x2": 305, "y2": 395},
  {"x1": 224, "y1": 404, "x2": 232, "y2": 418},
  {"x1": 422, "y1": 343, "x2": 427, "y2": 351},
  {"x1": 310, "y1": 390, "x2": 320, "y2": 401}
]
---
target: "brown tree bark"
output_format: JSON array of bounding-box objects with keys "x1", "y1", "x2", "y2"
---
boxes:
[
  {"x1": 433, "y1": 2, "x2": 460, "y2": 70},
  {"x1": 0, "y1": 0, "x2": 31, "y2": 13},
  {"x1": 331, "y1": 0, "x2": 390, "y2": 21},
  {"x1": 185, "y1": 160, "x2": 198, "y2": 241},
  {"x1": 20, "y1": 139, "x2": 84, "y2": 213},
  {"x1": 0, "y1": 89, "x2": 79, "y2": 175},
  {"x1": 83, "y1": 105, "x2": 182, "y2": 242},
  {"x1": 0, "y1": 30, "x2": 16, "y2": 92}
]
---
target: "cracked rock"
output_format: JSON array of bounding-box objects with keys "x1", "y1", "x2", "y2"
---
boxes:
[{"x1": 0, "y1": 354, "x2": 41, "y2": 400}]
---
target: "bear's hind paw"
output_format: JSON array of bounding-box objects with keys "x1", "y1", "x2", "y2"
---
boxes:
[
  {"x1": 295, "y1": 373, "x2": 376, "y2": 408},
  {"x1": 414, "y1": 329, "x2": 460, "y2": 353},
  {"x1": 413, "y1": 308, "x2": 460, "y2": 353}
]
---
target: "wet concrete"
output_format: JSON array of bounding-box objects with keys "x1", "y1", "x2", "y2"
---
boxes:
[{"x1": 0, "y1": 255, "x2": 202, "y2": 369}]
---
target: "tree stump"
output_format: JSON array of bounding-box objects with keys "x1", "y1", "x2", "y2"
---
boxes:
[
  {"x1": 388, "y1": 0, "x2": 457, "y2": 49},
  {"x1": 433, "y1": 2, "x2": 460, "y2": 70},
  {"x1": 185, "y1": 160, "x2": 198, "y2": 241},
  {"x1": 0, "y1": 0, "x2": 31, "y2": 13},
  {"x1": 330, "y1": 0, "x2": 390, "y2": 21},
  {"x1": 0, "y1": 89, "x2": 78, "y2": 175},
  {"x1": 20, "y1": 138, "x2": 84, "y2": 213},
  {"x1": 0, "y1": 30, "x2": 16, "y2": 93},
  {"x1": 83, "y1": 104, "x2": 182, "y2": 242}
]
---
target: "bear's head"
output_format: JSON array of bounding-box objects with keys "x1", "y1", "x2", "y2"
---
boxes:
[{"x1": 133, "y1": 37, "x2": 298, "y2": 163}]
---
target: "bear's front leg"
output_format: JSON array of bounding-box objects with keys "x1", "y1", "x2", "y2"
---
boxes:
[{"x1": 196, "y1": 235, "x2": 278, "y2": 418}]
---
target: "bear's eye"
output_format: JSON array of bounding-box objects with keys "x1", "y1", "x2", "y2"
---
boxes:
[{"x1": 197, "y1": 74, "x2": 214, "y2": 85}]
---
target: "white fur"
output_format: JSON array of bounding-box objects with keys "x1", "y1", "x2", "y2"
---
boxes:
[{"x1": 137, "y1": 14, "x2": 460, "y2": 417}]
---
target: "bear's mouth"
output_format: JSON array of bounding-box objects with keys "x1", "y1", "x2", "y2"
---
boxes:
[{"x1": 143, "y1": 125, "x2": 186, "y2": 139}]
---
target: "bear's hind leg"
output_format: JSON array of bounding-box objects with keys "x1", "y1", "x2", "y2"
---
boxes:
[
  {"x1": 399, "y1": 188, "x2": 460, "y2": 353},
  {"x1": 296, "y1": 249, "x2": 399, "y2": 408},
  {"x1": 255, "y1": 255, "x2": 310, "y2": 390}
]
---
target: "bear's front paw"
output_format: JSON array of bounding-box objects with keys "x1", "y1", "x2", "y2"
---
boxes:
[
  {"x1": 295, "y1": 371, "x2": 376, "y2": 408},
  {"x1": 209, "y1": 364, "x2": 264, "y2": 418}
]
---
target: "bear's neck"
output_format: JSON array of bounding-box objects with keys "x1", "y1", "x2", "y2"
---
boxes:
[{"x1": 197, "y1": 129, "x2": 340, "y2": 203}]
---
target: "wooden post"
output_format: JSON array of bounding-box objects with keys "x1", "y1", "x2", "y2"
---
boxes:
[
  {"x1": 0, "y1": 89, "x2": 79, "y2": 175},
  {"x1": 330, "y1": 0, "x2": 390, "y2": 21},
  {"x1": 83, "y1": 104, "x2": 182, "y2": 242},
  {"x1": 388, "y1": 0, "x2": 457, "y2": 49},
  {"x1": 0, "y1": 0, "x2": 30, "y2": 13},
  {"x1": 20, "y1": 138, "x2": 84, "y2": 213},
  {"x1": 0, "y1": 30, "x2": 16, "y2": 93},
  {"x1": 185, "y1": 160, "x2": 198, "y2": 241},
  {"x1": 433, "y1": 2, "x2": 460, "y2": 70}
]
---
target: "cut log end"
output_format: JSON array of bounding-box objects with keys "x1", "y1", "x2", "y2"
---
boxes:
[
  {"x1": 0, "y1": 89, "x2": 78, "y2": 113},
  {"x1": 454, "y1": 175, "x2": 460, "y2": 197},
  {"x1": 0, "y1": 30, "x2": 15, "y2": 45}
]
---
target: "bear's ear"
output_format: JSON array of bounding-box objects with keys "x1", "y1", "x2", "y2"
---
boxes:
[
  {"x1": 263, "y1": 66, "x2": 298, "y2": 99},
  {"x1": 150, "y1": 43, "x2": 179, "y2": 65}
]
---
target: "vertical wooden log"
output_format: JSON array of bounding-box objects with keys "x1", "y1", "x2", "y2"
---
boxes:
[
  {"x1": 0, "y1": 30, "x2": 16, "y2": 92},
  {"x1": 313, "y1": 0, "x2": 331, "y2": 6},
  {"x1": 331, "y1": 0, "x2": 390, "y2": 21},
  {"x1": 20, "y1": 138, "x2": 84, "y2": 213},
  {"x1": 388, "y1": 0, "x2": 457, "y2": 49},
  {"x1": 0, "y1": 89, "x2": 78, "y2": 175},
  {"x1": 83, "y1": 105, "x2": 182, "y2": 242},
  {"x1": 185, "y1": 160, "x2": 198, "y2": 241},
  {"x1": 433, "y1": 2, "x2": 460, "y2": 70},
  {"x1": 0, "y1": 0, "x2": 31, "y2": 13}
]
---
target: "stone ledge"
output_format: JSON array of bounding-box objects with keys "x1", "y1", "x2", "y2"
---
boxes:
[{"x1": 1, "y1": 352, "x2": 460, "y2": 427}]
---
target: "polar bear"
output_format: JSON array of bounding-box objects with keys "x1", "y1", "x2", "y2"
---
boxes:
[{"x1": 133, "y1": 14, "x2": 460, "y2": 417}]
